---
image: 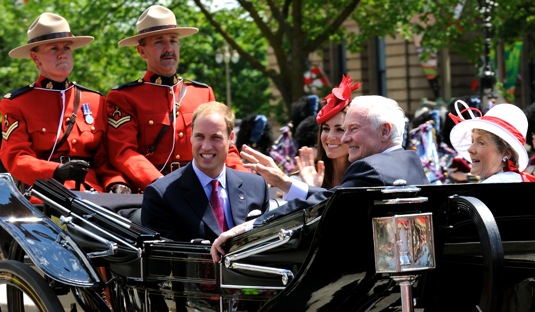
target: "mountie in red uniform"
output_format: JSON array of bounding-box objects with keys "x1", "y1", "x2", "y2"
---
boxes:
[
  {"x1": 106, "y1": 71, "x2": 248, "y2": 193},
  {"x1": 0, "y1": 76, "x2": 128, "y2": 192}
]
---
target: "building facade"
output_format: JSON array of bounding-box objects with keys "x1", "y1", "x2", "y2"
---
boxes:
[{"x1": 313, "y1": 19, "x2": 534, "y2": 118}]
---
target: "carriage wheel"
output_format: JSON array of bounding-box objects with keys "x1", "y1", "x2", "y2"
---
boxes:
[{"x1": 0, "y1": 260, "x2": 63, "y2": 311}]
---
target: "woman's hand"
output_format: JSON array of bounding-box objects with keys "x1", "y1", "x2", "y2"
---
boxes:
[{"x1": 295, "y1": 147, "x2": 324, "y2": 187}]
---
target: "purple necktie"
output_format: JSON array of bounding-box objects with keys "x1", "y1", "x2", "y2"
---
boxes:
[{"x1": 210, "y1": 179, "x2": 226, "y2": 231}]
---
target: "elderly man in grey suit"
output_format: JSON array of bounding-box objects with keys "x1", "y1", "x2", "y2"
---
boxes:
[{"x1": 211, "y1": 95, "x2": 430, "y2": 262}]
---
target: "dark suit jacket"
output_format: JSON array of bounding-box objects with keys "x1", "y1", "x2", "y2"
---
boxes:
[
  {"x1": 254, "y1": 149, "x2": 429, "y2": 226},
  {"x1": 141, "y1": 163, "x2": 270, "y2": 242}
]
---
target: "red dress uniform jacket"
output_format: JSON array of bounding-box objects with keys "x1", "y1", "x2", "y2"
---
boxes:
[
  {"x1": 0, "y1": 76, "x2": 127, "y2": 192},
  {"x1": 106, "y1": 71, "x2": 247, "y2": 193}
]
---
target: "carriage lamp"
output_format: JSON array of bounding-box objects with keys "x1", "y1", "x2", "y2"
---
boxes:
[{"x1": 372, "y1": 212, "x2": 435, "y2": 312}]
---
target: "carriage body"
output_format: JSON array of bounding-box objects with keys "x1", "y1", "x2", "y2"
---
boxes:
[{"x1": 0, "y1": 172, "x2": 535, "y2": 311}]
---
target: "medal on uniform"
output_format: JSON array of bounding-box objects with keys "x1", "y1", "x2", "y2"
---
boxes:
[{"x1": 82, "y1": 103, "x2": 94, "y2": 124}]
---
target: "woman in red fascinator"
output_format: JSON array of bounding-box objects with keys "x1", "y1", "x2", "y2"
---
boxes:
[{"x1": 295, "y1": 74, "x2": 361, "y2": 188}]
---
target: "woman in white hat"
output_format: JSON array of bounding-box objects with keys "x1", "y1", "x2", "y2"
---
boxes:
[
  {"x1": 449, "y1": 101, "x2": 535, "y2": 183},
  {"x1": 0, "y1": 12, "x2": 131, "y2": 195}
]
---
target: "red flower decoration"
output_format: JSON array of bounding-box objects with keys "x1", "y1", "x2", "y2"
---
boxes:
[{"x1": 316, "y1": 74, "x2": 361, "y2": 124}]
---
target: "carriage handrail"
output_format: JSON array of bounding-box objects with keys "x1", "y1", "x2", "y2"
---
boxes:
[
  {"x1": 225, "y1": 229, "x2": 294, "y2": 264},
  {"x1": 32, "y1": 188, "x2": 142, "y2": 257},
  {"x1": 225, "y1": 262, "x2": 295, "y2": 286},
  {"x1": 60, "y1": 215, "x2": 117, "y2": 258}
]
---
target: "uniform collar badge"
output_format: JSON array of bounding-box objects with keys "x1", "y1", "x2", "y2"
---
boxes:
[
  {"x1": 40, "y1": 78, "x2": 69, "y2": 90},
  {"x1": 150, "y1": 74, "x2": 180, "y2": 86}
]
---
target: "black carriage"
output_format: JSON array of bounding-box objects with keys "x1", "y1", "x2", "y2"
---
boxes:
[{"x1": 0, "y1": 172, "x2": 533, "y2": 311}]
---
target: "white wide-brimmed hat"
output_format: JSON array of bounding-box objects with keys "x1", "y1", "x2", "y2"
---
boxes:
[
  {"x1": 9, "y1": 13, "x2": 94, "y2": 59},
  {"x1": 450, "y1": 102, "x2": 529, "y2": 171},
  {"x1": 118, "y1": 5, "x2": 199, "y2": 47}
]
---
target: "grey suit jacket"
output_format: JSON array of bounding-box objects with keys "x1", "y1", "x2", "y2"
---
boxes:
[
  {"x1": 254, "y1": 149, "x2": 429, "y2": 226},
  {"x1": 141, "y1": 163, "x2": 270, "y2": 242}
]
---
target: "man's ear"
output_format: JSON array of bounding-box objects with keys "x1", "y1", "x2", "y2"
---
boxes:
[
  {"x1": 136, "y1": 45, "x2": 146, "y2": 59},
  {"x1": 30, "y1": 51, "x2": 39, "y2": 66},
  {"x1": 381, "y1": 123, "x2": 392, "y2": 139},
  {"x1": 229, "y1": 131, "x2": 235, "y2": 145}
]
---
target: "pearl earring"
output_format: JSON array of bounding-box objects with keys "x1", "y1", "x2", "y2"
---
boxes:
[{"x1": 502, "y1": 156, "x2": 509, "y2": 162}]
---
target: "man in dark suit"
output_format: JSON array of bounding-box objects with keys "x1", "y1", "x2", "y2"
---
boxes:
[
  {"x1": 141, "y1": 101, "x2": 270, "y2": 243},
  {"x1": 211, "y1": 95, "x2": 430, "y2": 262}
]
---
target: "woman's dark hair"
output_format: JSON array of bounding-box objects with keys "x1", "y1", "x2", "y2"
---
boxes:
[
  {"x1": 290, "y1": 95, "x2": 320, "y2": 130},
  {"x1": 293, "y1": 115, "x2": 319, "y2": 149},
  {"x1": 235, "y1": 114, "x2": 274, "y2": 155},
  {"x1": 440, "y1": 95, "x2": 482, "y2": 148}
]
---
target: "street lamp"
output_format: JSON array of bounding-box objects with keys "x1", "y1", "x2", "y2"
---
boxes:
[
  {"x1": 215, "y1": 41, "x2": 239, "y2": 108},
  {"x1": 477, "y1": 0, "x2": 497, "y2": 108}
]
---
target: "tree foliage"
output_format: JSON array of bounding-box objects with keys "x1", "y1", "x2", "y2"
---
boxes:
[
  {"x1": 191, "y1": 0, "x2": 359, "y2": 115},
  {"x1": 352, "y1": 0, "x2": 534, "y2": 65},
  {"x1": 192, "y1": 0, "x2": 533, "y2": 115},
  {"x1": 0, "y1": 0, "x2": 532, "y2": 121}
]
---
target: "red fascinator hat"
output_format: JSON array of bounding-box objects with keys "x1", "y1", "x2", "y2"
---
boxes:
[{"x1": 316, "y1": 74, "x2": 361, "y2": 124}]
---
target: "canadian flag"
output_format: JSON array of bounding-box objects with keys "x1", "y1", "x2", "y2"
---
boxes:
[{"x1": 304, "y1": 66, "x2": 330, "y2": 92}]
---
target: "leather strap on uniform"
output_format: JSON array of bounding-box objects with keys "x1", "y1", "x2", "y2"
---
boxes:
[
  {"x1": 146, "y1": 116, "x2": 171, "y2": 156},
  {"x1": 48, "y1": 88, "x2": 81, "y2": 155},
  {"x1": 146, "y1": 83, "x2": 187, "y2": 156}
]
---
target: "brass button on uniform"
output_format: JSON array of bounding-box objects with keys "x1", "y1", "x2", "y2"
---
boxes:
[
  {"x1": 41, "y1": 128, "x2": 46, "y2": 133},
  {"x1": 175, "y1": 155, "x2": 181, "y2": 160},
  {"x1": 149, "y1": 120, "x2": 154, "y2": 125},
  {"x1": 66, "y1": 117, "x2": 71, "y2": 122},
  {"x1": 178, "y1": 132, "x2": 184, "y2": 138},
  {"x1": 90, "y1": 126, "x2": 95, "y2": 131},
  {"x1": 72, "y1": 139, "x2": 77, "y2": 144}
]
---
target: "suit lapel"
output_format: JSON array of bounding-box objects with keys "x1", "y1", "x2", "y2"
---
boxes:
[{"x1": 226, "y1": 169, "x2": 248, "y2": 226}]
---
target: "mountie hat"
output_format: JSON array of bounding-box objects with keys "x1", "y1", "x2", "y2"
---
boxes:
[
  {"x1": 449, "y1": 102, "x2": 529, "y2": 171},
  {"x1": 118, "y1": 5, "x2": 199, "y2": 47},
  {"x1": 316, "y1": 74, "x2": 361, "y2": 124},
  {"x1": 9, "y1": 13, "x2": 94, "y2": 59}
]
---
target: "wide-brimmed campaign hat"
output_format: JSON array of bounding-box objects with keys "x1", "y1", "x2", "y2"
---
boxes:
[
  {"x1": 118, "y1": 5, "x2": 199, "y2": 47},
  {"x1": 449, "y1": 102, "x2": 529, "y2": 171},
  {"x1": 9, "y1": 13, "x2": 94, "y2": 59}
]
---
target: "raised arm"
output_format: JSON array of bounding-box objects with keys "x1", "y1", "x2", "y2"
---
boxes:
[{"x1": 240, "y1": 144, "x2": 294, "y2": 193}]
